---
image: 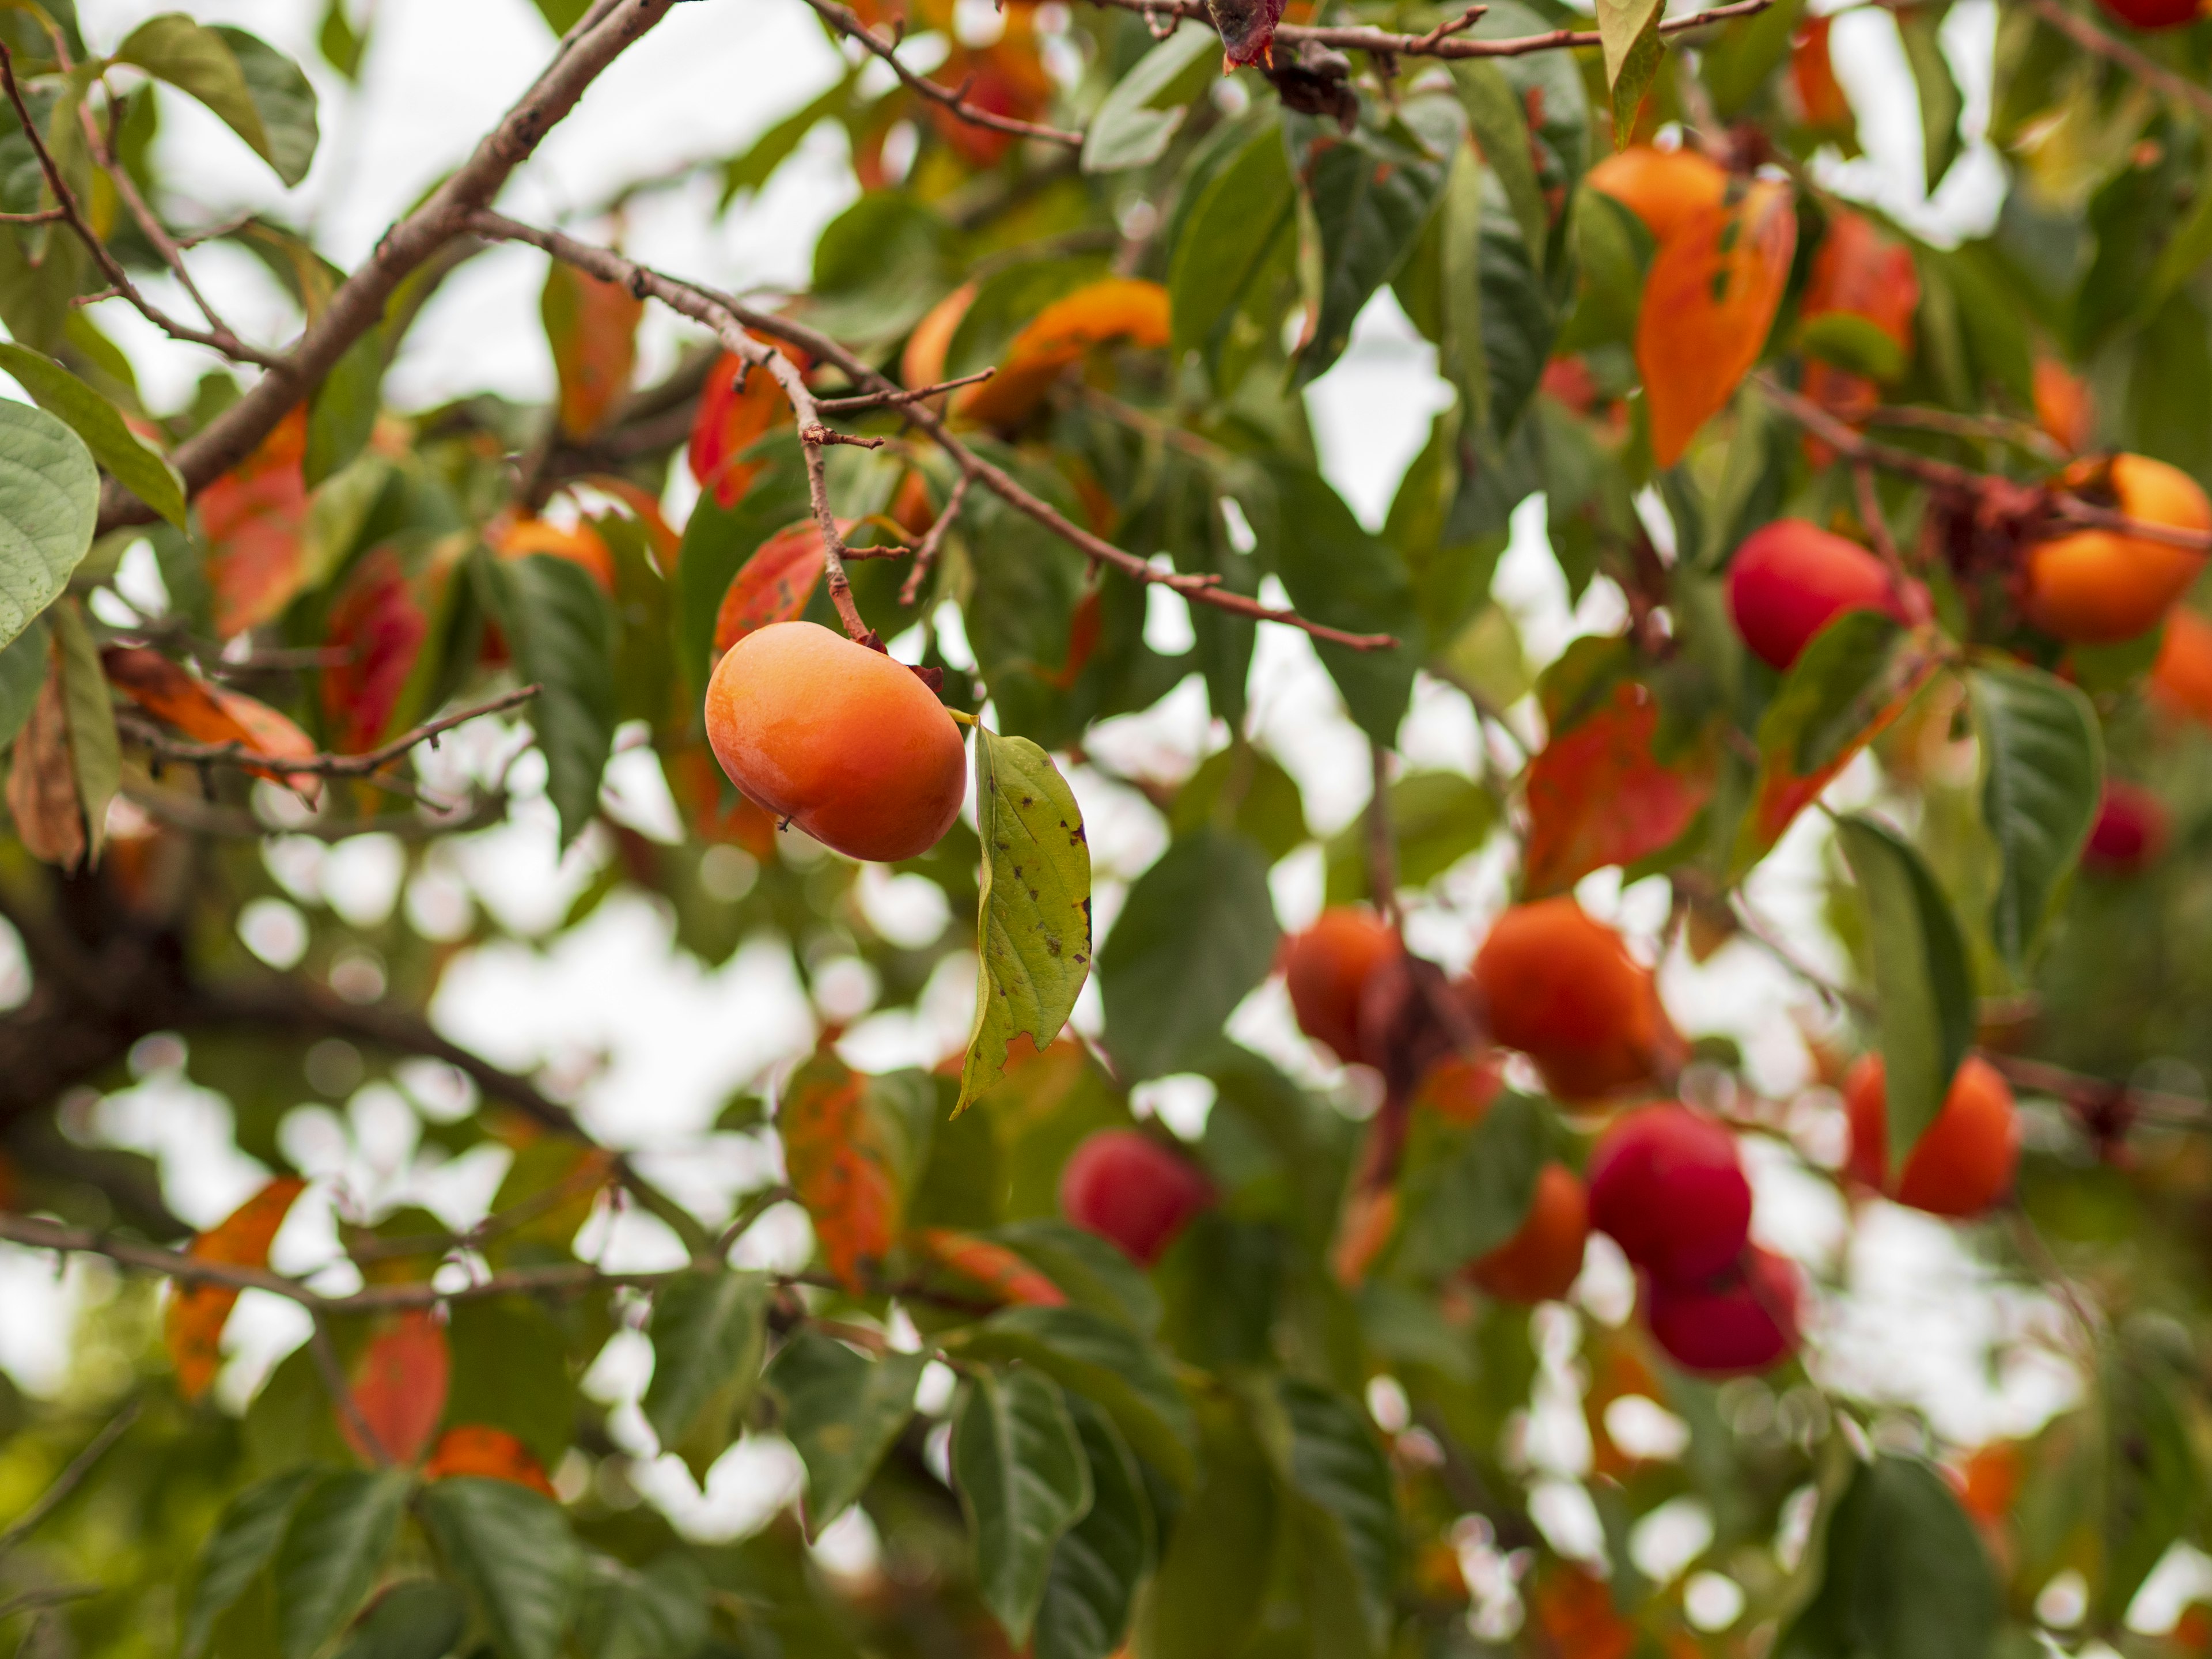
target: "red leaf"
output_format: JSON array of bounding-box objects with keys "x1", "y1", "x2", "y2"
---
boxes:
[
  {"x1": 320, "y1": 548, "x2": 430, "y2": 754},
  {"x1": 1802, "y1": 211, "x2": 1918, "y2": 349},
  {"x1": 543, "y1": 261, "x2": 644, "y2": 440},
  {"x1": 913, "y1": 1229, "x2": 1067, "y2": 1306},
  {"x1": 927, "y1": 18, "x2": 1054, "y2": 166},
  {"x1": 343, "y1": 1309, "x2": 450, "y2": 1466},
  {"x1": 423, "y1": 1425, "x2": 557, "y2": 1496},
  {"x1": 689, "y1": 343, "x2": 805, "y2": 509},
  {"x1": 199, "y1": 408, "x2": 310, "y2": 638},
  {"x1": 1522, "y1": 681, "x2": 1715, "y2": 897},
  {"x1": 165, "y1": 1178, "x2": 308, "y2": 1401},
  {"x1": 1638, "y1": 180, "x2": 1797, "y2": 468},
  {"x1": 103, "y1": 646, "x2": 320, "y2": 794},
  {"x1": 1790, "y1": 17, "x2": 1855, "y2": 137},
  {"x1": 713, "y1": 523, "x2": 827, "y2": 657},
  {"x1": 779, "y1": 1051, "x2": 903, "y2": 1294}
]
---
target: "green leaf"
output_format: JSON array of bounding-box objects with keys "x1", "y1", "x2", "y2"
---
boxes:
[
  {"x1": 1135, "y1": 1391, "x2": 1277, "y2": 1659},
  {"x1": 491, "y1": 552, "x2": 615, "y2": 849},
  {"x1": 2100, "y1": 1346, "x2": 2200, "y2": 1622},
  {"x1": 442, "y1": 1298, "x2": 575, "y2": 1472},
  {"x1": 1398, "y1": 1093, "x2": 1548, "y2": 1275},
  {"x1": 953, "y1": 1367, "x2": 1094, "y2": 1648},
  {"x1": 1438, "y1": 145, "x2": 1488, "y2": 427},
  {"x1": 1279, "y1": 1379, "x2": 1399, "y2": 1644},
  {"x1": 1969, "y1": 663, "x2": 2102, "y2": 975},
  {"x1": 271, "y1": 1470, "x2": 410, "y2": 1659},
  {"x1": 0, "y1": 613, "x2": 44, "y2": 749},
  {"x1": 1169, "y1": 743, "x2": 1309, "y2": 863},
  {"x1": 1593, "y1": 0, "x2": 1663, "y2": 95},
  {"x1": 1082, "y1": 26, "x2": 1213, "y2": 174},
  {"x1": 1897, "y1": 5, "x2": 1961, "y2": 196},
  {"x1": 1168, "y1": 120, "x2": 1299, "y2": 393},
  {"x1": 721, "y1": 74, "x2": 857, "y2": 207},
  {"x1": 1034, "y1": 1399, "x2": 1154, "y2": 1659},
  {"x1": 1559, "y1": 187, "x2": 1653, "y2": 355},
  {"x1": 1099, "y1": 828, "x2": 1279, "y2": 1083},
  {"x1": 183, "y1": 1469, "x2": 318, "y2": 1658},
  {"x1": 0, "y1": 342, "x2": 184, "y2": 527},
  {"x1": 317, "y1": 0, "x2": 367, "y2": 82},
  {"x1": 1259, "y1": 460, "x2": 1422, "y2": 745},
  {"x1": 991, "y1": 1218, "x2": 1162, "y2": 1336},
  {"x1": 575, "y1": 1557, "x2": 709, "y2": 1659},
  {"x1": 674, "y1": 430, "x2": 809, "y2": 692},
  {"x1": 1324, "y1": 770, "x2": 1498, "y2": 905},
  {"x1": 946, "y1": 1305, "x2": 1196, "y2": 1487},
  {"x1": 1606, "y1": 9, "x2": 1667, "y2": 145},
  {"x1": 1455, "y1": 66, "x2": 1547, "y2": 275},
  {"x1": 1797, "y1": 310, "x2": 1908, "y2": 383},
  {"x1": 1778, "y1": 1455, "x2": 1997, "y2": 1659},
  {"x1": 530, "y1": 0, "x2": 593, "y2": 31},
  {"x1": 305, "y1": 329, "x2": 383, "y2": 488},
  {"x1": 51, "y1": 597, "x2": 115, "y2": 863},
  {"x1": 330, "y1": 1581, "x2": 468, "y2": 1659},
  {"x1": 1293, "y1": 118, "x2": 1450, "y2": 385},
  {"x1": 418, "y1": 1477, "x2": 582, "y2": 1659},
  {"x1": 763, "y1": 1332, "x2": 925, "y2": 1536},
  {"x1": 0, "y1": 397, "x2": 97, "y2": 650},
  {"x1": 959, "y1": 727, "x2": 1093, "y2": 1112},
  {"x1": 642, "y1": 1268, "x2": 770, "y2": 1483},
  {"x1": 1836, "y1": 813, "x2": 1975, "y2": 1175},
  {"x1": 115, "y1": 19, "x2": 317, "y2": 187}
]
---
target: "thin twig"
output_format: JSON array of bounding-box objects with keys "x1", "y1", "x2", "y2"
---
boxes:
[
  {"x1": 1080, "y1": 0, "x2": 1772, "y2": 58},
  {"x1": 813, "y1": 369, "x2": 996, "y2": 415},
  {"x1": 2023, "y1": 0, "x2": 2212, "y2": 122},
  {"x1": 803, "y1": 0, "x2": 1084, "y2": 146},
  {"x1": 1366, "y1": 740, "x2": 1400, "y2": 930},
  {"x1": 77, "y1": 97, "x2": 251, "y2": 351},
  {"x1": 903, "y1": 470, "x2": 972, "y2": 606},
  {"x1": 1865, "y1": 403, "x2": 2062, "y2": 460},
  {"x1": 122, "y1": 781, "x2": 511, "y2": 843},
  {"x1": 1851, "y1": 461, "x2": 1910, "y2": 584},
  {"x1": 0, "y1": 1397, "x2": 141, "y2": 1558},
  {"x1": 120, "y1": 684, "x2": 540, "y2": 783},
  {"x1": 713, "y1": 1184, "x2": 798, "y2": 1259}
]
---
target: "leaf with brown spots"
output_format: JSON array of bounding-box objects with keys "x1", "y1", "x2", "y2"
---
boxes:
[
  {"x1": 7, "y1": 633, "x2": 82, "y2": 869},
  {"x1": 713, "y1": 522, "x2": 827, "y2": 656},
  {"x1": 780, "y1": 1051, "x2": 907, "y2": 1293},
  {"x1": 165, "y1": 1177, "x2": 308, "y2": 1401},
  {"x1": 958, "y1": 727, "x2": 1091, "y2": 1113}
]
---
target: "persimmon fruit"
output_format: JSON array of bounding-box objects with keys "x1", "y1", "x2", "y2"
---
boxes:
[
  {"x1": 2084, "y1": 780, "x2": 2169, "y2": 874},
  {"x1": 1726, "y1": 519, "x2": 1916, "y2": 670},
  {"x1": 2152, "y1": 607, "x2": 2212, "y2": 727},
  {"x1": 1843, "y1": 1054, "x2": 2020, "y2": 1217},
  {"x1": 1282, "y1": 906, "x2": 1400, "y2": 1065},
  {"x1": 1469, "y1": 1163, "x2": 1590, "y2": 1304},
  {"x1": 1059, "y1": 1128, "x2": 1212, "y2": 1266},
  {"x1": 1472, "y1": 899, "x2": 1677, "y2": 1099},
  {"x1": 1645, "y1": 1246, "x2": 1802, "y2": 1376},
  {"x1": 705, "y1": 620, "x2": 967, "y2": 863},
  {"x1": 1587, "y1": 1104, "x2": 1752, "y2": 1282},
  {"x1": 1586, "y1": 145, "x2": 1729, "y2": 245},
  {"x1": 2024, "y1": 454, "x2": 2211, "y2": 643}
]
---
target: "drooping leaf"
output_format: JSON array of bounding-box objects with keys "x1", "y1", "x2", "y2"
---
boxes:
[
  {"x1": 272, "y1": 1469, "x2": 411, "y2": 1659},
  {"x1": 213, "y1": 28, "x2": 320, "y2": 188},
  {"x1": 990, "y1": 1219, "x2": 1162, "y2": 1335},
  {"x1": 1639, "y1": 181, "x2": 1797, "y2": 467},
  {"x1": 1778, "y1": 1455, "x2": 1997, "y2": 1659},
  {"x1": 2099, "y1": 1345, "x2": 2202, "y2": 1623},
  {"x1": 305, "y1": 329, "x2": 384, "y2": 487},
  {"x1": 165, "y1": 1177, "x2": 308, "y2": 1400},
  {"x1": 1969, "y1": 662, "x2": 2102, "y2": 974},
  {"x1": 1099, "y1": 827, "x2": 1278, "y2": 1084},
  {"x1": 183, "y1": 1470, "x2": 318, "y2": 1658},
  {"x1": 1034, "y1": 1397, "x2": 1154, "y2": 1659},
  {"x1": 1135, "y1": 1392, "x2": 1277, "y2": 1659},
  {"x1": 103, "y1": 645, "x2": 317, "y2": 791},
  {"x1": 490, "y1": 551, "x2": 615, "y2": 848},
  {"x1": 1836, "y1": 813, "x2": 1975, "y2": 1174},
  {"x1": 343, "y1": 1310, "x2": 449, "y2": 1467},
  {"x1": 959, "y1": 726, "x2": 1092, "y2": 1111},
  {"x1": 676, "y1": 431, "x2": 810, "y2": 690},
  {"x1": 1523, "y1": 679, "x2": 1715, "y2": 896},
  {"x1": 0, "y1": 397, "x2": 97, "y2": 650},
  {"x1": 542, "y1": 260, "x2": 643, "y2": 441},
  {"x1": 915, "y1": 1228, "x2": 1068, "y2": 1306},
  {"x1": 1594, "y1": 0, "x2": 1666, "y2": 143},
  {"x1": 441, "y1": 1300, "x2": 575, "y2": 1473},
  {"x1": 0, "y1": 613, "x2": 44, "y2": 751},
  {"x1": 1293, "y1": 118, "x2": 1450, "y2": 386},
  {"x1": 1897, "y1": 3, "x2": 1963, "y2": 196},
  {"x1": 6, "y1": 631, "x2": 79, "y2": 869},
  {"x1": 953, "y1": 1367, "x2": 1094, "y2": 1647},
  {"x1": 418, "y1": 1477, "x2": 582, "y2": 1659},
  {"x1": 641, "y1": 1268, "x2": 770, "y2": 1481},
  {"x1": 1279, "y1": 1378, "x2": 1400, "y2": 1646},
  {"x1": 51, "y1": 599, "x2": 116, "y2": 862},
  {"x1": 575, "y1": 1557, "x2": 709, "y2": 1659},
  {"x1": 116, "y1": 19, "x2": 318, "y2": 187},
  {"x1": 319, "y1": 546, "x2": 432, "y2": 754},
  {"x1": 1168, "y1": 121, "x2": 1300, "y2": 394},
  {"x1": 199, "y1": 407, "x2": 310, "y2": 637},
  {"x1": 763, "y1": 1332, "x2": 926, "y2": 1536},
  {"x1": 779, "y1": 1051, "x2": 921, "y2": 1292},
  {"x1": 0, "y1": 342, "x2": 184, "y2": 527}
]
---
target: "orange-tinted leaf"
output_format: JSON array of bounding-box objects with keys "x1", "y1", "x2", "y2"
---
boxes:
[
  {"x1": 1330, "y1": 1185, "x2": 1397, "y2": 1289},
  {"x1": 713, "y1": 523, "x2": 828, "y2": 656},
  {"x1": 103, "y1": 645, "x2": 319, "y2": 794},
  {"x1": 1638, "y1": 180, "x2": 1797, "y2": 468},
  {"x1": 927, "y1": 20, "x2": 1054, "y2": 167},
  {"x1": 165, "y1": 1177, "x2": 308, "y2": 1401},
  {"x1": 959, "y1": 278, "x2": 1172, "y2": 429},
  {"x1": 200, "y1": 408, "x2": 310, "y2": 637},
  {"x1": 903, "y1": 284, "x2": 976, "y2": 393},
  {"x1": 690, "y1": 344, "x2": 804, "y2": 509},
  {"x1": 2034, "y1": 357, "x2": 2093, "y2": 456},
  {"x1": 543, "y1": 260, "x2": 644, "y2": 440},
  {"x1": 1041, "y1": 586, "x2": 1104, "y2": 691},
  {"x1": 779, "y1": 1051, "x2": 903, "y2": 1294},
  {"x1": 7, "y1": 643, "x2": 82, "y2": 869},
  {"x1": 1522, "y1": 681, "x2": 1714, "y2": 896},
  {"x1": 1532, "y1": 1567, "x2": 1636, "y2": 1659},
  {"x1": 1802, "y1": 211, "x2": 1918, "y2": 350},
  {"x1": 423, "y1": 1425, "x2": 558, "y2": 1497},
  {"x1": 321, "y1": 547, "x2": 431, "y2": 753},
  {"x1": 1790, "y1": 17, "x2": 1854, "y2": 137},
  {"x1": 581, "y1": 474, "x2": 681, "y2": 573},
  {"x1": 343, "y1": 1309, "x2": 449, "y2": 1466},
  {"x1": 914, "y1": 1228, "x2": 1067, "y2": 1306},
  {"x1": 494, "y1": 516, "x2": 615, "y2": 592},
  {"x1": 1949, "y1": 1441, "x2": 2020, "y2": 1525}
]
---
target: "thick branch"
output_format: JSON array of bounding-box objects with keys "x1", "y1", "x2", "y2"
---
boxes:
[{"x1": 94, "y1": 0, "x2": 681, "y2": 536}]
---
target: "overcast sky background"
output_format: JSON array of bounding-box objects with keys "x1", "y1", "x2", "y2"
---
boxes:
[{"x1": 4, "y1": 0, "x2": 2191, "y2": 1635}]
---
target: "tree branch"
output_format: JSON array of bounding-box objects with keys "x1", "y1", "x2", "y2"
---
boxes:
[
  {"x1": 802, "y1": 0, "x2": 1084, "y2": 147},
  {"x1": 121, "y1": 684, "x2": 540, "y2": 783},
  {"x1": 1082, "y1": 0, "x2": 1775, "y2": 59}
]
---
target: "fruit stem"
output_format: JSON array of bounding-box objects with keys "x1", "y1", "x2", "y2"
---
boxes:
[{"x1": 945, "y1": 708, "x2": 978, "y2": 727}]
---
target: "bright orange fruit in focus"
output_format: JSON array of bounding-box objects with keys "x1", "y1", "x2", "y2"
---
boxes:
[{"x1": 2025, "y1": 453, "x2": 2210, "y2": 643}]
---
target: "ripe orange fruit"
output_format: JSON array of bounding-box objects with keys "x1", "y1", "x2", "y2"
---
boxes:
[
  {"x1": 1469, "y1": 1163, "x2": 1590, "y2": 1304},
  {"x1": 2024, "y1": 454, "x2": 2211, "y2": 643},
  {"x1": 1726, "y1": 518, "x2": 1917, "y2": 669},
  {"x1": 1588, "y1": 1104, "x2": 1752, "y2": 1282},
  {"x1": 1415, "y1": 1051, "x2": 1506, "y2": 1123},
  {"x1": 2152, "y1": 607, "x2": 2212, "y2": 727},
  {"x1": 1281, "y1": 906, "x2": 1400, "y2": 1065},
  {"x1": 1472, "y1": 899, "x2": 1678, "y2": 1099},
  {"x1": 1586, "y1": 145, "x2": 1729, "y2": 244},
  {"x1": 1644, "y1": 1245, "x2": 1802, "y2": 1376},
  {"x1": 705, "y1": 620, "x2": 967, "y2": 862},
  {"x1": 1843, "y1": 1054, "x2": 2020, "y2": 1217}
]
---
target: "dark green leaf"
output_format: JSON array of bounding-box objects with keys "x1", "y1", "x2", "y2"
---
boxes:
[
  {"x1": 331, "y1": 1581, "x2": 467, "y2": 1659},
  {"x1": 0, "y1": 397, "x2": 97, "y2": 650},
  {"x1": 1397, "y1": 1092, "x2": 1548, "y2": 1275},
  {"x1": 1279, "y1": 1379, "x2": 1398, "y2": 1644},
  {"x1": 51, "y1": 598, "x2": 115, "y2": 862},
  {"x1": 1898, "y1": 5, "x2": 1961, "y2": 196},
  {"x1": 418, "y1": 1477, "x2": 582, "y2": 1659},
  {"x1": 305, "y1": 330, "x2": 383, "y2": 488},
  {"x1": 272, "y1": 1470, "x2": 410, "y2": 1659},
  {"x1": 1168, "y1": 121, "x2": 1298, "y2": 393},
  {"x1": 1135, "y1": 1392, "x2": 1276, "y2": 1659},
  {"x1": 116, "y1": 20, "x2": 316, "y2": 187},
  {"x1": 674, "y1": 431, "x2": 809, "y2": 692},
  {"x1": 0, "y1": 342, "x2": 183, "y2": 527},
  {"x1": 575, "y1": 1556, "x2": 709, "y2": 1659},
  {"x1": 721, "y1": 75, "x2": 857, "y2": 207},
  {"x1": 214, "y1": 29, "x2": 319, "y2": 188},
  {"x1": 643, "y1": 1268, "x2": 770, "y2": 1483},
  {"x1": 1324, "y1": 770, "x2": 1498, "y2": 904},
  {"x1": 1836, "y1": 813, "x2": 1975, "y2": 1175},
  {"x1": 1778, "y1": 1455, "x2": 1997, "y2": 1659},
  {"x1": 1099, "y1": 827, "x2": 1279, "y2": 1082},
  {"x1": 1035, "y1": 1399, "x2": 1154, "y2": 1659},
  {"x1": 1797, "y1": 311, "x2": 1908, "y2": 383},
  {"x1": 1169, "y1": 743, "x2": 1308, "y2": 863},
  {"x1": 317, "y1": 0, "x2": 366, "y2": 82},
  {"x1": 2100, "y1": 1346, "x2": 2200, "y2": 1622},
  {"x1": 183, "y1": 1469, "x2": 317, "y2": 1658},
  {"x1": 0, "y1": 613, "x2": 43, "y2": 749},
  {"x1": 491, "y1": 552, "x2": 615, "y2": 849},
  {"x1": 953, "y1": 1368, "x2": 1093, "y2": 1647},
  {"x1": 442, "y1": 1298, "x2": 574, "y2": 1472},
  {"x1": 530, "y1": 0, "x2": 593, "y2": 31},
  {"x1": 763, "y1": 1332, "x2": 925, "y2": 1536},
  {"x1": 1293, "y1": 118, "x2": 1450, "y2": 385},
  {"x1": 1969, "y1": 662, "x2": 2101, "y2": 974},
  {"x1": 1454, "y1": 66, "x2": 1546, "y2": 273},
  {"x1": 991, "y1": 1218, "x2": 1162, "y2": 1335}
]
